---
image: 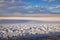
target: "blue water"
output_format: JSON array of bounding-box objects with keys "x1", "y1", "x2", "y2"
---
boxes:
[
  {"x1": 7, "y1": 32, "x2": 60, "y2": 40},
  {"x1": 0, "y1": 19, "x2": 60, "y2": 23},
  {"x1": 0, "y1": 32, "x2": 60, "y2": 40},
  {"x1": 20, "y1": 32, "x2": 60, "y2": 40},
  {"x1": 0, "y1": 20, "x2": 32, "y2": 23},
  {"x1": 20, "y1": 34, "x2": 48, "y2": 40}
]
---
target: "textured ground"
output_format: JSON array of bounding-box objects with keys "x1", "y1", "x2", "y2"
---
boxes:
[{"x1": 0, "y1": 23, "x2": 60, "y2": 40}]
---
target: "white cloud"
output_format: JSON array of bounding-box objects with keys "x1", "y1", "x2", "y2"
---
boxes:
[
  {"x1": 23, "y1": 6, "x2": 32, "y2": 9},
  {"x1": 49, "y1": 6, "x2": 55, "y2": 10},
  {"x1": 0, "y1": 0, "x2": 60, "y2": 15},
  {"x1": 48, "y1": 5, "x2": 60, "y2": 13},
  {"x1": 0, "y1": 0, "x2": 26, "y2": 7},
  {"x1": 24, "y1": 5, "x2": 42, "y2": 10},
  {"x1": 0, "y1": 0, "x2": 29, "y2": 14},
  {"x1": 55, "y1": 5, "x2": 60, "y2": 8},
  {"x1": 28, "y1": 11, "x2": 34, "y2": 13},
  {"x1": 8, "y1": 6, "x2": 23, "y2": 9},
  {"x1": 49, "y1": 5, "x2": 60, "y2": 10},
  {"x1": 0, "y1": 0, "x2": 23, "y2": 3},
  {"x1": 1, "y1": 5, "x2": 48, "y2": 14},
  {"x1": 43, "y1": 0, "x2": 55, "y2": 2},
  {"x1": 34, "y1": 5, "x2": 39, "y2": 7}
]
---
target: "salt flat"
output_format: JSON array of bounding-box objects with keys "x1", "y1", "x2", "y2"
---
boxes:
[{"x1": 0, "y1": 23, "x2": 60, "y2": 38}]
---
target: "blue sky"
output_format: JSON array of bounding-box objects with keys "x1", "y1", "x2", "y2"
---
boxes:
[{"x1": 0, "y1": 0, "x2": 60, "y2": 15}]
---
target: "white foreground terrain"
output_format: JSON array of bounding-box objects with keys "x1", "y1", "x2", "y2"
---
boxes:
[{"x1": 0, "y1": 23, "x2": 60, "y2": 39}]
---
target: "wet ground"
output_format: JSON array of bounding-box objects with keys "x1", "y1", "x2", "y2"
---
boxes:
[
  {"x1": 0, "y1": 36, "x2": 60, "y2": 40},
  {"x1": 32, "y1": 36, "x2": 60, "y2": 40}
]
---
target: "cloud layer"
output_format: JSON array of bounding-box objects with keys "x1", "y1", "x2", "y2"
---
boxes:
[
  {"x1": 0, "y1": 0, "x2": 60, "y2": 15},
  {"x1": 43, "y1": 0, "x2": 56, "y2": 2}
]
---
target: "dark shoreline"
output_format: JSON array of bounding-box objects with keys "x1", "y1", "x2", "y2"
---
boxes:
[
  {"x1": 0, "y1": 32, "x2": 60, "y2": 40},
  {"x1": 0, "y1": 36, "x2": 60, "y2": 40}
]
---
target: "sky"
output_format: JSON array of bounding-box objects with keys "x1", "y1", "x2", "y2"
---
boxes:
[{"x1": 0, "y1": 0, "x2": 60, "y2": 15}]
